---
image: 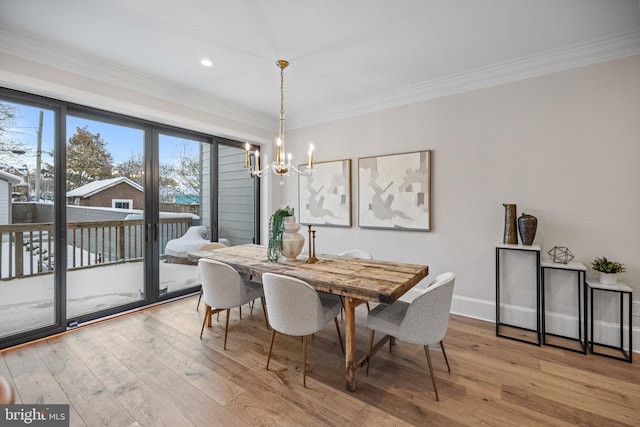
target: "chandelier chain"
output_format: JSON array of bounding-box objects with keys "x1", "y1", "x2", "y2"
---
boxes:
[{"x1": 245, "y1": 59, "x2": 315, "y2": 178}]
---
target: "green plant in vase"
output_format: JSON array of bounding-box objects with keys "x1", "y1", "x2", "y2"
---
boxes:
[
  {"x1": 267, "y1": 206, "x2": 294, "y2": 261},
  {"x1": 592, "y1": 256, "x2": 625, "y2": 285}
]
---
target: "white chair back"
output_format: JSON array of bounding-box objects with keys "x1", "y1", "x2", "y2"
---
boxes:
[
  {"x1": 0, "y1": 376, "x2": 15, "y2": 404},
  {"x1": 339, "y1": 249, "x2": 373, "y2": 259},
  {"x1": 262, "y1": 273, "x2": 326, "y2": 336},
  {"x1": 198, "y1": 259, "x2": 251, "y2": 309},
  {"x1": 198, "y1": 242, "x2": 227, "y2": 251},
  {"x1": 399, "y1": 273, "x2": 455, "y2": 345}
]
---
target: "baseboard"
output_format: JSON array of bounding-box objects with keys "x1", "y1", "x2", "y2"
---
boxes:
[{"x1": 451, "y1": 295, "x2": 639, "y2": 354}]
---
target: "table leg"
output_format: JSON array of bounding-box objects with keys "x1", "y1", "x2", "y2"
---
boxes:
[{"x1": 344, "y1": 296, "x2": 357, "y2": 392}]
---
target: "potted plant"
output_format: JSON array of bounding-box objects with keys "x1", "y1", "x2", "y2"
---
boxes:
[
  {"x1": 591, "y1": 256, "x2": 625, "y2": 285},
  {"x1": 267, "y1": 206, "x2": 294, "y2": 261}
]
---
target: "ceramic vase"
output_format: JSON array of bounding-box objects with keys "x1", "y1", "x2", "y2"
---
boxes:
[
  {"x1": 502, "y1": 204, "x2": 518, "y2": 245},
  {"x1": 517, "y1": 212, "x2": 538, "y2": 245},
  {"x1": 281, "y1": 216, "x2": 305, "y2": 261},
  {"x1": 599, "y1": 272, "x2": 618, "y2": 285}
]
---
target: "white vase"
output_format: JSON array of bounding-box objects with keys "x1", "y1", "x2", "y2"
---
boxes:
[
  {"x1": 281, "y1": 216, "x2": 305, "y2": 261},
  {"x1": 599, "y1": 272, "x2": 618, "y2": 285}
]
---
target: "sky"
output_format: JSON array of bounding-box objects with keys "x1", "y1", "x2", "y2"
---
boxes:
[{"x1": 5, "y1": 101, "x2": 198, "y2": 172}]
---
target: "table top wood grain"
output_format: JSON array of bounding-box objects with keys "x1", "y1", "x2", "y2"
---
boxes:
[{"x1": 188, "y1": 244, "x2": 428, "y2": 304}]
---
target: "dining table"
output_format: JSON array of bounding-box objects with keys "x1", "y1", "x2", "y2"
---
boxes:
[{"x1": 187, "y1": 244, "x2": 428, "y2": 392}]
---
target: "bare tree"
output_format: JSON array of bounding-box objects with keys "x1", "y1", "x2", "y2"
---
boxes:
[
  {"x1": 174, "y1": 141, "x2": 200, "y2": 195},
  {"x1": 113, "y1": 152, "x2": 144, "y2": 186},
  {"x1": 158, "y1": 141, "x2": 200, "y2": 202},
  {"x1": 0, "y1": 101, "x2": 28, "y2": 160}
]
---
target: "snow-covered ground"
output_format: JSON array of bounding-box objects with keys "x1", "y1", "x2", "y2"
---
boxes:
[
  {"x1": 0, "y1": 260, "x2": 200, "y2": 338},
  {"x1": 1, "y1": 238, "x2": 90, "y2": 279}
]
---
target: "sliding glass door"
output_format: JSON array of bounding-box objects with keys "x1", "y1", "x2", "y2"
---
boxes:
[
  {"x1": 65, "y1": 114, "x2": 147, "y2": 320},
  {"x1": 0, "y1": 88, "x2": 260, "y2": 349},
  {"x1": 157, "y1": 133, "x2": 207, "y2": 297},
  {"x1": 0, "y1": 100, "x2": 59, "y2": 341},
  {"x1": 218, "y1": 143, "x2": 258, "y2": 246}
]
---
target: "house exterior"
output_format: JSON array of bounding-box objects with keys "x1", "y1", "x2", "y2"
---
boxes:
[
  {"x1": 0, "y1": 170, "x2": 21, "y2": 225},
  {"x1": 66, "y1": 177, "x2": 143, "y2": 209}
]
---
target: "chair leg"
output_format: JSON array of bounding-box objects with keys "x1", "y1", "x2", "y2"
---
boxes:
[
  {"x1": 223, "y1": 308, "x2": 230, "y2": 350},
  {"x1": 440, "y1": 340, "x2": 451, "y2": 372},
  {"x1": 266, "y1": 329, "x2": 276, "y2": 371},
  {"x1": 367, "y1": 330, "x2": 375, "y2": 376},
  {"x1": 196, "y1": 290, "x2": 202, "y2": 311},
  {"x1": 334, "y1": 318, "x2": 345, "y2": 355},
  {"x1": 339, "y1": 297, "x2": 345, "y2": 321},
  {"x1": 303, "y1": 335, "x2": 308, "y2": 388},
  {"x1": 261, "y1": 297, "x2": 269, "y2": 328},
  {"x1": 366, "y1": 302, "x2": 371, "y2": 311},
  {"x1": 424, "y1": 345, "x2": 439, "y2": 401},
  {"x1": 239, "y1": 306, "x2": 242, "y2": 319},
  {"x1": 200, "y1": 305, "x2": 210, "y2": 338}
]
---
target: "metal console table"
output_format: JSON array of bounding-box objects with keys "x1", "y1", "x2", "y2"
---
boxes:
[
  {"x1": 496, "y1": 243, "x2": 541, "y2": 346},
  {"x1": 541, "y1": 260, "x2": 587, "y2": 354},
  {"x1": 587, "y1": 280, "x2": 633, "y2": 363}
]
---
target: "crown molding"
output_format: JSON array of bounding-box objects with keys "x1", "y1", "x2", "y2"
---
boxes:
[
  {"x1": 288, "y1": 30, "x2": 640, "y2": 129},
  {"x1": 2, "y1": 27, "x2": 638, "y2": 132},
  {"x1": 0, "y1": 28, "x2": 274, "y2": 130}
]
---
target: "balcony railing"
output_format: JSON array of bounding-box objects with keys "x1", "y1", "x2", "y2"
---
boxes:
[{"x1": 0, "y1": 217, "x2": 194, "y2": 280}]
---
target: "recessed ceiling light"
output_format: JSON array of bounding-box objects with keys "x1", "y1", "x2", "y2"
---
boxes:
[{"x1": 200, "y1": 58, "x2": 213, "y2": 67}]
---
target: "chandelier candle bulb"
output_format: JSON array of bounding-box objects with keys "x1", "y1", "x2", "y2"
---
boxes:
[
  {"x1": 255, "y1": 150, "x2": 260, "y2": 170},
  {"x1": 309, "y1": 144, "x2": 314, "y2": 168},
  {"x1": 245, "y1": 143, "x2": 250, "y2": 168},
  {"x1": 276, "y1": 138, "x2": 282, "y2": 164}
]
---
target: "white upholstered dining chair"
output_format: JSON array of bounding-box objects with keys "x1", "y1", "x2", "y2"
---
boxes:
[
  {"x1": 196, "y1": 242, "x2": 258, "y2": 314},
  {"x1": 262, "y1": 273, "x2": 345, "y2": 387},
  {"x1": 338, "y1": 249, "x2": 373, "y2": 260},
  {"x1": 196, "y1": 242, "x2": 227, "y2": 311},
  {"x1": 0, "y1": 376, "x2": 15, "y2": 404},
  {"x1": 397, "y1": 272, "x2": 455, "y2": 303},
  {"x1": 198, "y1": 258, "x2": 268, "y2": 349},
  {"x1": 367, "y1": 272, "x2": 455, "y2": 401}
]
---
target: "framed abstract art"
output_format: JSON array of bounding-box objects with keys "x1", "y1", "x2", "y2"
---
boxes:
[
  {"x1": 358, "y1": 150, "x2": 431, "y2": 231},
  {"x1": 298, "y1": 159, "x2": 351, "y2": 227}
]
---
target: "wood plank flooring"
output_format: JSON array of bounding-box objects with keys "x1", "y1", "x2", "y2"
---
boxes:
[{"x1": 1, "y1": 295, "x2": 638, "y2": 426}]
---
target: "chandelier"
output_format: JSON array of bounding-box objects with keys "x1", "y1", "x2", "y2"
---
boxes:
[{"x1": 245, "y1": 60, "x2": 315, "y2": 179}]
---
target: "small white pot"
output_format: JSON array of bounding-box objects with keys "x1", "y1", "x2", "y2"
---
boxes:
[{"x1": 599, "y1": 272, "x2": 618, "y2": 285}]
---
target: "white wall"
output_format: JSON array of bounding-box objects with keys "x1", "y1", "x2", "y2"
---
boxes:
[{"x1": 279, "y1": 55, "x2": 640, "y2": 351}]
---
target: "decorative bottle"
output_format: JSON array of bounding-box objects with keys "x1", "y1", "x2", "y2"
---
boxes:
[{"x1": 502, "y1": 204, "x2": 518, "y2": 245}]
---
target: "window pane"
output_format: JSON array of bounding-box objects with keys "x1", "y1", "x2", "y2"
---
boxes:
[
  {"x1": 158, "y1": 134, "x2": 203, "y2": 296},
  {"x1": 218, "y1": 144, "x2": 256, "y2": 245},
  {"x1": 65, "y1": 115, "x2": 145, "y2": 318},
  {"x1": 0, "y1": 101, "x2": 56, "y2": 339}
]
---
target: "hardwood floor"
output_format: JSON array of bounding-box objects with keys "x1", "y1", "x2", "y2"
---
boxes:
[{"x1": 1, "y1": 295, "x2": 638, "y2": 426}]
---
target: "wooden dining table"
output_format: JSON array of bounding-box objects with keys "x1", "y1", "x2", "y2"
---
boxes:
[{"x1": 187, "y1": 244, "x2": 428, "y2": 392}]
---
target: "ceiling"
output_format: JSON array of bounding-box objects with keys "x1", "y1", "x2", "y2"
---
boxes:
[{"x1": 1, "y1": 0, "x2": 639, "y2": 129}]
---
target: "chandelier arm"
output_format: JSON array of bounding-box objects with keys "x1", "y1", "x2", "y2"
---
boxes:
[
  {"x1": 288, "y1": 163, "x2": 315, "y2": 176},
  {"x1": 250, "y1": 163, "x2": 271, "y2": 177}
]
